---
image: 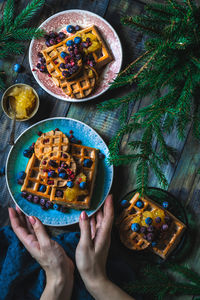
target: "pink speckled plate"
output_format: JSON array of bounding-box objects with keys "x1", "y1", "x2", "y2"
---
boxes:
[{"x1": 29, "y1": 9, "x2": 122, "y2": 102}]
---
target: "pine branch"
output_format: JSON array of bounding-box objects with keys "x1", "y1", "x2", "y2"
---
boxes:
[
  {"x1": 0, "y1": 73, "x2": 6, "y2": 91},
  {"x1": 13, "y1": 0, "x2": 45, "y2": 28},
  {"x1": 3, "y1": 0, "x2": 14, "y2": 31},
  {"x1": 10, "y1": 27, "x2": 45, "y2": 40}
]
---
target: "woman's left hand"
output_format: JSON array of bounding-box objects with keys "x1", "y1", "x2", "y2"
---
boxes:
[{"x1": 9, "y1": 207, "x2": 74, "y2": 300}]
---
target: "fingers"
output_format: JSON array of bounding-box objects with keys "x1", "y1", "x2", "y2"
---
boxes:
[
  {"x1": 28, "y1": 216, "x2": 51, "y2": 249},
  {"x1": 79, "y1": 211, "x2": 92, "y2": 247},
  {"x1": 103, "y1": 194, "x2": 114, "y2": 226},
  {"x1": 90, "y1": 215, "x2": 96, "y2": 239}
]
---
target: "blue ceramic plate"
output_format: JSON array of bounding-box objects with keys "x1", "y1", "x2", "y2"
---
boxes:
[{"x1": 6, "y1": 118, "x2": 113, "y2": 226}]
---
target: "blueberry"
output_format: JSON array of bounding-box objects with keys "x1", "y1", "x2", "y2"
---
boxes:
[
  {"x1": 60, "y1": 51, "x2": 67, "y2": 59},
  {"x1": 40, "y1": 198, "x2": 46, "y2": 206},
  {"x1": 140, "y1": 226, "x2": 147, "y2": 234},
  {"x1": 83, "y1": 159, "x2": 93, "y2": 168},
  {"x1": 21, "y1": 191, "x2": 28, "y2": 198},
  {"x1": 151, "y1": 241, "x2": 157, "y2": 247},
  {"x1": 80, "y1": 181, "x2": 86, "y2": 190},
  {"x1": 62, "y1": 70, "x2": 70, "y2": 78},
  {"x1": 60, "y1": 63, "x2": 65, "y2": 69},
  {"x1": 37, "y1": 52, "x2": 43, "y2": 57},
  {"x1": 146, "y1": 233, "x2": 154, "y2": 242},
  {"x1": 55, "y1": 190, "x2": 63, "y2": 197},
  {"x1": 164, "y1": 215, "x2": 172, "y2": 224},
  {"x1": 65, "y1": 63, "x2": 71, "y2": 69},
  {"x1": 49, "y1": 38, "x2": 55, "y2": 45},
  {"x1": 74, "y1": 36, "x2": 81, "y2": 44},
  {"x1": 0, "y1": 167, "x2": 5, "y2": 176},
  {"x1": 98, "y1": 152, "x2": 105, "y2": 159},
  {"x1": 40, "y1": 57, "x2": 46, "y2": 63},
  {"x1": 53, "y1": 203, "x2": 60, "y2": 210},
  {"x1": 131, "y1": 223, "x2": 140, "y2": 232},
  {"x1": 61, "y1": 162, "x2": 68, "y2": 168},
  {"x1": 48, "y1": 170, "x2": 57, "y2": 178},
  {"x1": 45, "y1": 201, "x2": 51, "y2": 209},
  {"x1": 17, "y1": 179, "x2": 24, "y2": 185},
  {"x1": 58, "y1": 32, "x2": 66, "y2": 39},
  {"x1": 39, "y1": 185, "x2": 46, "y2": 192},
  {"x1": 120, "y1": 199, "x2": 129, "y2": 208},
  {"x1": 75, "y1": 25, "x2": 81, "y2": 31},
  {"x1": 162, "y1": 224, "x2": 169, "y2": 231},
  {"x1": 147, "y1": 225, "x2": 155, "y2": 232},
  {"x1": 66, "y1": 40, "x2": 74, "y2": 46},
  {"x1": 135, "y1": 200, "x2": 144, "y2": 208},
  {"x1": 162, "y1": 201, "x2": 169, "y2": 209},
  {"x1": 27, "y1": 194, "x2": 33, "y2": 202},
  {"x1": 49, "y1": 32, "x2": 56, "y2": 38},
  {"x1": 17, "y1": 171, "x2": 26, "y2": 180},
  {"x1": 155, "y1": 217, "x2": 161, "y2": 223},
  {"x1": 59, "y1": 171, "x2": 67, "y2": 179},
  {"x1": 66, "y1": 25, "x2": 75, "y2": 33},
  {"x1": 45, "y1": 40, "x2": 51, "y2": 47},
  {"x1": 145, "y1": 217, "x2": 153, "y2": 225},
  {"x1": 67, "y1": 181, "x2": 74, "y2": 188},
  {"x1": 33, "y1": 196, "x2": 40, "y2": 204},
  {"x1": 36, "y1": 63, "x2": 41, "y2": 69},
  {"x1": 13, "y1": 64, "x2": 22, "y2": 72}
]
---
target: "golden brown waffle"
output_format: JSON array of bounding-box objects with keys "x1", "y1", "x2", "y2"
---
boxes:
[
  {"x1": 59, "y1": 65, "x2": 98, "y2": 99},
  {"x1": 21, "y1": 154, "x2": 51, "y2": 199},
  {"x1": 50, "y1": 143, "x2": 99, "y2": 209},
  {"x1": 39, "y1": 150, "x2": 77, "y2": 187},
  {"x1": 34, "y1": 130, "x2": 69, "y2": 160},
  {"x1": 42, "y1": 25, "x2": 112, "y2": 71},
  {"x1": 117, "y1": 192, "x2": 186, "y2": 259}
]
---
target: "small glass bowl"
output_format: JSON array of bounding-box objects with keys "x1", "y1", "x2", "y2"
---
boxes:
[{"x1": 1, "y1": 83, "x2": 40, "y2": 121}]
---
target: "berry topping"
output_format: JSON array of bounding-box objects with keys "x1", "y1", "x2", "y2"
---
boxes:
[
  {"x1": 37, "y1": 52, "x2": 43, "y2": 57},
  {"x1": 162, "y1": 201, "x2": 169, "y2": 209},
  {"x1": 74, "y1": 36, "x2": 82, "y2": 44},
  {"x1": 164, "y1": 215, "x2": 172, "y2": 224},
  {"x1": 17, "y1": 179, "x2": 24, "y2": 185},
  {"x1": 120, "y1": 199, "x2": 129, "y2": 208},
  {"x1": 47, "y1": 180, "x2": 54, "y2": 185},
  {"x1": 151, "y1": 241, "x2": 157, "y2": 247},
  {"x1": 147, "y1": 225, "x2": 155, "y2": 232},
  {"x1": 146, "y1": 233, "x2": 155, "y2": 242},
  {"x1": 140, "y1": 226, "x2": 147, "y2": 234},
  {"x1": 32, "y1": 195, "x2": 40, "y2": 204},
  {"x1": 83, "y1": 159, "x2": 93, "y2": 168},
  {"x1": 66, "y1": 25, "x2": 75, "y2": 33},
  {"x1": 45, "y1": 201, "x2": 52, "y2": 209},
  {"x1": 49, "y1": 160, "x2": 58, "y2": 168},
  {"x1": 131, "y1": 223, "x2": 140, "y2": 232},
  {"x1": 13, "y1": 64, "x2": 22, "y2": 73},
  {"x1": 23, "y1": 149, "x2": 33, "y2": 158},
  {"x1": 145, "y1": 217, "x2": 153, "y2": 225},
  {"x1": 155, "y1": 217, "x2": 161, "y2": 223},
  {"x1": 61, "y1": 162, "x2": 68, "y2": 168},
  {"x1": 136, "y1": 200, "x2": 144, "y2": 208},
  {"x1": 67, "y1": 181, "x2": 74, "y2": 188},
  {"x1": 59, "y1": 171, "x2": 68, "y2": 179},
  {"x1": 62, "y1": 70, "x2": 70, "y2": 78},
  {"x1": 27, "y1": 194, "x2": 33, "y2": 202},
  {"x1": 162, "y1": 224, "x2": 169, "y2": 231},
  {"x1": 79, "y1": 181, "x2": 86, "y2": 190},
  {"x1": 40, "y1": 198, "x2": 46, "y2": 206},
  {"x1": 49, "y1": 38, "x2": 55, "y2": 45},
  {"x1": 17, "y1": 171, "x2": 26, "y2": 180},
  {"x1": 37, "y1": 131, "x2": 42, "y2": 136},
  {"x1": 75, "y1": 25, "x2": 81, "y2": 31},
  {"x1": 58, "y1": 32, "x2": 66, "y2": 39},
  {"x1": 39, "y1": 185, "x2": 46, "y2": 192},
  {"x1": 48, "y1": 170, "x2": 57, "y2": 178},
  {"x1": 60, "y1": 51, "x2": 67, "y2": 59},
  {"x1": 55, "y1": 190, "x2": 63, "y2": 197},
  {"x1": 21, "y1": 191, "x2": 28, "y2": 198},
  {"x1": 66, "y1": 40, "x2": 74, "y2": 46},
  {"x1": 53, "y1": 203, "x2": 60, "y2": 210}
]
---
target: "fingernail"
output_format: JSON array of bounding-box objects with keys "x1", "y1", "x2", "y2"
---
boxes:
[
  {"x1": 29, "y1": 216, "x2": 36, "y2": 225},
  {"x1": 8, "y1": 207, "x2": 14, "y2": 217},
  {"x1": 81, "y1": 211, "x2": 88, "y2": 220}
]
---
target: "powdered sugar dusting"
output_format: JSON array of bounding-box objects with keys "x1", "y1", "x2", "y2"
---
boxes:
[{"x1": 29, "y1": 10, "x2": 122, "y2": 102}]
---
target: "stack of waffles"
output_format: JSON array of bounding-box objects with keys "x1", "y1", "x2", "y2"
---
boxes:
[
  {"x1": 117, "y1": 192, "x2": 186, "y2": 259},
  {"x1": 21, "y1": 130, "x2": 99, "y2": 209},
  {"x1": 42, "y1": 25, "x2": 113, "y2": 99}
]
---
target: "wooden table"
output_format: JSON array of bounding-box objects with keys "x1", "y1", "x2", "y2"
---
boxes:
[{"x1": 0, "y1": 1, "x2": 199, "y2": 299}]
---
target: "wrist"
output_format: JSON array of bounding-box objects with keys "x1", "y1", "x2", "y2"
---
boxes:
[{"x1": 84, "y1": 276, "x2": 110, "y2": 298}]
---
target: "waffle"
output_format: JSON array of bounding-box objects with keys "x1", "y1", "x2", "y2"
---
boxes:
[
  {"x1": 42, "y1": 25, "x2": 112, "y2": 71},
  {"x1": 35, "y1": 130, "x2": 69, "y2": 160},
  {"x1": 50, "y1": 143, "x2": 99, "y2": 209},
  {"x1": 117, "y1": 192, "x2": 186, "y2": 259},
  {"x1": 39, "y1": 151, "x2": 77, "y2": 187},
  {"x1": 21, "y1": 154, "x2": 51, "y2": 199},
  {"x1": 59, "y1": 65, "x2": 98, "y2": 99}
]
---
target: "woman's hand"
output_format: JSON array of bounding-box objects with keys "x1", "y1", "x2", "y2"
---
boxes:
[
  {"x1": 8, "y1": 207, "x2": 74, "y2": 300},
  {"x1": 75, "y1": 194, "x2": 114, "y2": 293}
]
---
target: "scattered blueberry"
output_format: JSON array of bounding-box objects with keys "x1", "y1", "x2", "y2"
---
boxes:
[
  {"x1": 17, "y1": 179, "x2": 24, "y2": 185},
  {"x1": 53, "y1": 203, "x2": 60, "y2": 210},
  {"x1": 162, "y1": 201, "x2": 169, "y2": 209},
  {"x1": 146, "y1": 233, "x2": 154, "y2": 242},
  {"x1": 60, "y1": 63, "x2": 65, "y2": 69},
  {"x1": 75, "y1": 25, "x2": 81, "y2": 31},
  {"x1": 0, "y1": 167, "x2": 5, "y2": 176},
  {"x1": 60, "y1": 51, "x2": 67, "y2": 59},
  {"x1": 67, "y1": 181, "x2": 74, "y2": 188},
  {"x1": 27, "y1": 194, "x2": 33, "y2": 202},
  {"x1": 120, "y1": 199, "x2": 129, "y2": 208},
  {"x1": 17, "y1": 171, "x2": 26, "y2": 180},
  {"x1": 74, "y1": 36, "x2": 81, "y2": 44},
  {"x1": 23, "y1": 149, "x2": 33, "y2": 158},
  {"x1": 151, "y1": 241, "x2": 157, "y2": 247},
  {"x1": 140, "y1": 226, "x2": 147, "y2": 234},
  {"x1": 147, "y1": 225, "x2": 154, "y2": 232},
  {"x1": 39, "y1": 185, "x2": 46, "y2": 192},
  {"x1": 66, "y1": 40, "x2": 74, "y2": 46},
  {"x1": 33, "y1": 196, "x2": 40, "y2": 204},
  {"x1": 135, "y1": 200, "x2": 144, "y2": 208},
  {"x1": 13, "y1": 63, "x2": 22, "y2": 72},
  {"x1": 48, "y1": 170, "x2": 57, "y2": 178},
  {"x1": 58, "y1": 32, "x2": 66, "y2": 39},
  {"x1": 59, "y1": 171, "x2": 67, "y2": 179},
  {"x1": 162, "y1": 224, "x2": 169, "y2": 231},
  {"x1": 45, "y1": 201, "x2": 52, "y2": 209},
  {"x1": 145, "y1": 217, "x2": 153, "y2": 225},
  {"x1": 131, "y1": 223, "x2": 140, "y2": 232},
  {"x1": 66, "y1": 25, "x2": 75, "y2": 33},
  {"x1": 45, "y1": 40, "x2": 51, "y2": 47},
  {"x1": 21, "y1": 191, "x2": 28, "y2": 198},
  {"x1": 40, "y1": 198, "x2": 46, "y2": 206},
  {"x1": 83, "y1": 159, "x2": 93, "y2": 168},
  {"x1": 79, "y1": 181, "x2": 86, "y2": 190},
  {"x1": 155, "y1": 217, "x2": 161, "y2": 223}
]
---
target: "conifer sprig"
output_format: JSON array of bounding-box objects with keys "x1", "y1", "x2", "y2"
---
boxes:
[
  {"x1": 0, "y1": 0, "x2": 45, "y2": 90},
  {"x1": 98, "y1": 0, "x2": 200, "y2": 195}
]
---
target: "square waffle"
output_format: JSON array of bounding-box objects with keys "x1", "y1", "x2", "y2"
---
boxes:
[
  {"x1": 42, "y1": 25, "x2": 113, "y2": 78},
  {"x1": 117, "y1": 192, "x2": 186, "y2": 259},
  {"x1": 50, "y1": 143, "x2": 99, "y2": 209}
]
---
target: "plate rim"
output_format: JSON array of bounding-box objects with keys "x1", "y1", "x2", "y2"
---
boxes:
[
  {"x1": 5, "y1": 117, "x2": 114, "y2": 226},
  {"x1": 29, "y1": 9, "x2": 123, "y2": 103}
]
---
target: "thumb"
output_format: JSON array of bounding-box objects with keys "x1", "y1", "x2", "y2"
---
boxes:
[
  {"x1": 78, "y1": 211, "x2": 92, "y2": 248},
  {"x1": 29, "y1": 216, "x2": 51, "y2": 249}
]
